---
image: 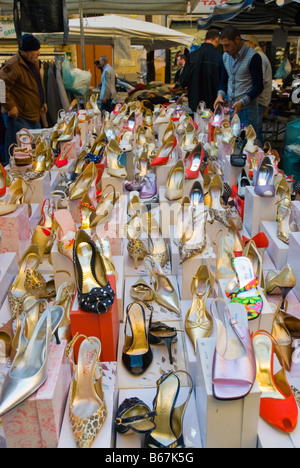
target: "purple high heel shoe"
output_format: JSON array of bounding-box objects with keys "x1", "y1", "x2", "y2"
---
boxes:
[
  {"x1": 211, "y1": 298, "x2": 256, "y2": 401},
  {"x1": 254, "y1": 156, "x2": 275, "y2": 197},
  {"x1": 140, "y1": 174, "x2": 157, "y2": 200}
]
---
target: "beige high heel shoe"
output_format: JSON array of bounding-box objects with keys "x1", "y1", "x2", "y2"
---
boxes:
[
  {"x1": 179, "y1": 206, "x2": 208, "y2": 263},
  {"x1": 244, "y1": 125, "x2": 258, "y2": 153},
  {"x1": 165, "y1": 160, "x2": 185, "y2": 201},
  {"x1": 145, "y1": 213, "x2": 169, "y2": 268},
  {"x1": 69, "y1": 162, "x2": 97, "y2": 200},
  {"x1": 126, "y1": 214, "x2": 148, "y2": 269},
  {"x1": 144, "y1": 255, "x2": 181, "y2": 316},
  {"x1": 185, "y1": 264, "x2": 214, "y2": 355},
  {"x1": 106, "y1": 139, "x2": 127, "y2": 178},
  {"x1": 57, "y1": 114, "x2": 79, "y2": 142},
  {"x1": 208, "y1": 174, "x2": 232, "y2": 227}
]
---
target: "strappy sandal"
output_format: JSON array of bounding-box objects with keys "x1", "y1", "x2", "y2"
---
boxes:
[
  {"x1": 144, "y1": 370, "x2": 193, "y2": 448},
  {"x1": 115, "y1": 398, "x2": 156, "y2": 435}
]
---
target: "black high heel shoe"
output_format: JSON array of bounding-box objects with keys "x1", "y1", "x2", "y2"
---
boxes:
[
  {"x1": 148, "y1": 318, "x2": 178, "y2": 365},
  {"x1": 122, "y1": 301, "x2": 153, "y2": 376},
  {"x1": 114, "y1": 397, "x2": 156, "y2": 435},
  {"x1": 230, "y1": 130, "x2": 247, "y2": 167}
]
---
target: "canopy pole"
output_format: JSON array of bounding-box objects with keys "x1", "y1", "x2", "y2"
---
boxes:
[{"x1": 79, "y1": 0, "x2": 86, "y2": 70}]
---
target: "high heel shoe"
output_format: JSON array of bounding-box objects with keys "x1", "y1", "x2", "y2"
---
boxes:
[
  {"x1": 230, "y1": 130, "x2": 247, "y2": 167},
  {"x1": 271, "y1": 299, "x2": 293, "y2": 371},
  {"x1": 57, "y1": 114, "x2": 78, "y2": 142},
  {"x1": 137, "y1": 146, "x2": 149, "y2": 178},
  {"x1": 130, "y1": 276, "x2": 154, "y2": 302},
  {"x1": 126, "y1": 214, "x2": 148, "y2": 269},
  {"x1": 265, "y1": 264, "x2": 296, "y2": 298},
  {"x1": 237, "y1": 169, "x2": 251, "y2": 200},
  {"x1": 225, "y1": 256, "x2": 263, "y2": 321},
  {"x1": 277, "y1": 202, "x2": 294, "y2": 245},
  {"x1": 221, "y1": 120, "x2": 234, "y2": 146},
  {"x1": 69, "y1": 162, "x2": 98, "y2": 200},
  {"x1": 122, "y1": 301, "x2": 153, "y2": 376},
  {"x1": 55, "y1": 143, "x2": 72, "y2": 168},
  {"x1": 254, "y1": 156, "x2": 275, "y2": 197},
  {"x1": 179, "y1": 205, "x2": 208, "y2": 263},
  {"x1": 244, "y1": 125, "x2": 258, "y2": 153},
  {"x1": 184, "y1": 143, "x2": 205, "y2": 179},
  {"x1": 148, "y1": 317, "x2": 178, "y2": 365},
  {"x1": 180, "y1": 121, "x2": 198, "y2": 152},
  {"x1": 0, "y1": 164, "x2": 7, "y2": 197},
  {"x1": 231, "y1": 114, "x2": 241, "y2": 137},
  {"x1": 144, "y1": 370, "x2": 193, "y2": 448},
  {"x1": 252, "y1": 330, "x2": 298, "y2": 432},
  {"x1": 79, "y1": 193, "x2": 95, "y2": 230},
  {"x1": 105, "y1": 139, "x2": 127, "y2": 178},
  {"x1": 115, "y1": 398, "x2": 156, "y2": 435},
  {"x1": 146, "y1": 213, "x2": 169, "y2": 268},
  {"x1": 242, "y1": 239, "x2": 265, "y2": 290},
  {"x1": 66, "y1": 334, "x2": 107, "y2": 448},
  {"x1": 144, "y1": 255, "x2": 181, "y2": 316},
  {"x1": 31, "y1": 225, "x2": 54, "y2": 262},
  {"x1": 54, "y1": 209, "x2": 77, "y2": 261},
  {"x1": 174, "y1": 196, "x2": 192, "y2": 246},
  {"x1": 227, "y1": 218, "x2": 244, "y2": 257},
  {"x1": 0, "y1": 303, "x2": 64, "y2": 416},
  {"x1": 165, "y1": 160, "x2": 184, "y2": 201},
  {"x1": 54, "y1": 278, "x2": 76, "y2": 342},
  {"x1": 208, "y1": 174, "x2": 232, "y2": 227},
  {"x1": 185, "y1": 264, "x2": 214, "y2": 355},
  {"x1": 93, "y1": 234, "x2": 118, "y2": 280},
  {"x1": 90, "y1": 184, "x2": 119, "y2": 228},
  {"x1": 211, "y1": 298, "x2": 256, "y2": 400},
  {"x1": 150, "y1": 133, "x2": 177, "y2": 167},
  {"x1": 74, "y1": 230, "x2": 115, "y2": 314}
]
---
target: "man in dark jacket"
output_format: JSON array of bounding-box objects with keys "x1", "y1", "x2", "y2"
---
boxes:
[
  {"x1": 0, "y1": 34, "x2": 47, "y2": 163},
  {"x1": 188, "y1": 30, "x2": 222, "y2": 112}
]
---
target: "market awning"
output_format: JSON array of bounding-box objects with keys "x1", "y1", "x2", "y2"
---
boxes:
[
  {"x1": 0, "y1": 0, "x2": 199, "y2": 16},
  {"x1": 197, "y1": 0, "x2": 300, "y2": 33},
  {"x1": 30, "y1": 15, "x2": 195, "y2": 50}
]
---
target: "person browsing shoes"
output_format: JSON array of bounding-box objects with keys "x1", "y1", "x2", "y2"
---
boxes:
[
  {"x1": 0, "y1": 34, "x2": 47, "y2": 164},
  {"x1": 214, "y1": 26, "x2": 264, "y2": 134},
  {"x1": 96, "y1": 56, "x2": 117, "y2": 113}
]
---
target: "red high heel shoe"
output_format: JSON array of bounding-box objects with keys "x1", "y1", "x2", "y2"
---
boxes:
[
  {"x1": 150, "y1": 134, "x2": 177, "y2": 167},
  {"x1": 242, "y1": 232, "x2": 269, "y2": 256},
  {"x1": 55, "y1": 143, "x2": 72, "y2": 168},
  {"x1": 252, "y1": 330, "x2": 298, "y2": 433},
  {"x1": 184, "y1": 143, "x2": 205, "y2": 179},
  {"x1": 39, "y1": 198, "x2": 55, "y2": 230}
]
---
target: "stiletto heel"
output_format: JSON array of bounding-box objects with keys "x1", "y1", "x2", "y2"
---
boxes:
[
  {"x1": 144, "y1": 370, "x2": 193, "y2": 448},
  {"x1": 122, "y1": 301, "x2": 153, "y2": 376},
  {"x1": 66, "y1": 334, "x2": 107, "y2": 448},
  {"x1": 265, "y1": 264, "x2": 296, "y2": 298},
  {"x1": 271, "y1": 299, "x2": 293, "y2": 371},
  {"x1": 148, "y1": 316, "x2": 178, "y2": 365},
  {"x1": 252, "y1": 330, "x2": 298, "y2": 432}
]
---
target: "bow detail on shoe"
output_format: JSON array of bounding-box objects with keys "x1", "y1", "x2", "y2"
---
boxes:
[{"x1": 78, "y1": 285, "x2": 115, "y2": 315}]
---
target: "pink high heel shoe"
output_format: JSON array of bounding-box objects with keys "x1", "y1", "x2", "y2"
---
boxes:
[{"x1": 211, "y1": 298, "x2": 256, "y2": 400}]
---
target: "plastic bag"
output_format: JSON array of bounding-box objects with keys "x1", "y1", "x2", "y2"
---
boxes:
[
  {"x1": 275, "y1": 57, "x2": 292, "y2": 80},
  {"x1": 62, "y1": 54, "x2": 92, "y2": 96}
]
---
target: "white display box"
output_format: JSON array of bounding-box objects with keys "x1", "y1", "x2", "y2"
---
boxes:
[
  {"x1": 29, "y1": 203, "x2": 41, "y2": 232},
  {"x1": 115, "y1": 387, "x2": 202, "y2": 449},
  {"x1": 117, "y1": 322, "x2": 187, "y2": 389},
  {"x1": 112, "y1": 255, "x2": 125, "y2": 322},
  {"x1": 30, "y1": 171, "x2": 52, "y2": 207},
  {"x1": 58, "y1": 362, "x2": 117, "y2": 449},
  {"x1": 218, "y1": 278, "x2": 274, "y2": 334},
  {"x1": 288, "y1": 232, "x2": 300, "y2": 302},
  {"x1": 261, "y1": 221, "x2": 289, "y2": 271},
  {"x1": 123, "y1": 275, "x2": 182, "y2": 324},
  {"x1": 195, "y1": 338, "x2": 261, "y2": 448},
  {"x1": 244, "y1": 186, "x2": 278, "y2": 237},
  {"x1": 0, "y1": 253, "x2": 18, "y2": 310},
  {"x1": 223, "y1": 155, "x2": 250, "y2": 187},
  {"x1": 49, "y1": 171, "x2": 60, "y2": 192}
]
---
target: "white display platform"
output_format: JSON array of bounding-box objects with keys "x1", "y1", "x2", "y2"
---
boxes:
[
  {"x1": 261, "y1": 221, "x2": 289, "y2": 271},
  {"x1": 244, "y1": 186, "x2": 278, "y2": 238},
  {"x1": 288, "y1": 232, "x2": 300, "y2": 302},
  {"x1": 195, "y1": 337, "x2": 261, "y2": 448}
]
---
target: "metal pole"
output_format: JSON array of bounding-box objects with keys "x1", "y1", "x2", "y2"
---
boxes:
[{"x1": 79, "y1": 0, "x2": 86, "y2": 70}]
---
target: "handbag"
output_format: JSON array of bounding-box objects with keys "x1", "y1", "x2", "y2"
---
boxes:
[{"x1": 13, "y1": 0, "x2": 69, "y2": 47}]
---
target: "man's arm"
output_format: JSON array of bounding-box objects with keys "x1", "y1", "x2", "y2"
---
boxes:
[
  {"x1": 214, "y1": 61, "x2": 228, "y2": 108},
  {"x1": 240, "y1": 53, "x2": 264, "y2": 107},
  {"x1": 0, "y1": 64, "x2": 19, "y2": 118}
]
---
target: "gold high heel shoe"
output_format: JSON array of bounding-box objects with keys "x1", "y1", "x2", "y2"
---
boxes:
[
  {"x1": 180, "y1": 121, "x2": 198, "y2": 152},
  {"x1": 185, "y1": 264, "x2": 214, "y2": 354},
  {"x1": 221, "y1": 120, "x2": 234, "y2": 146},
  {"x1": 90, "y1": 184, "x2": 119, "y2": 227},
  {"x1": 93, "y1": 234, "x2": 118, "y2": 280},
  {"x1": 146, "y1": 213, "x2": 169, "y2": 268},
  {"x1": 57, "y1": 114, "x2": 79, "y2": 142},
  {"x1": 89, "y1": 131, "x2": 106, "y2": 157},
  {"x1": 137, "y1": 146, "x2": 149, "y2": 178},
  {"x1": 265, "y1": 264, "x2": 296, "y2": 299},
  {"x1": 69, "y1": 162, "x2": 97, "y2": 200},
  {"x1": 66, "y1": 334, "x2": 107, "y2": 448},
  {"x1": 208, "y1": 174, "x2": 232, "y2": 227},
  {"x1": 130, "y1": 277, "x2": 154, "y2": 302},
  {"x1": 213, "y1": 231, "x2": 235, "y2": 281},
  {"x1": 179, "y1": 206, "x2": 208, "y2": 263},
  {"x1": 144, "y1": 255, "x2": 181, "y2": 315},
  {"x1": 54, "y1": 279, "x2": 76, "y2": 342},
  {"x1": 174, "y1": 196, "x2": 192, "y2": 246},
  {"x1": 244, "y1": 125, "x2": 258, "y2": 153},
  {"x1": 126, "y1": 214, "x2": 148, "y2": 269},
  {"x1": 165, "y1": 160, "x2": 185, "y2": 201},
  {"x1": 242, "y1": 240, "x2": 265, "y2": 290},
  {"x1": 271, "y1": 299, "x2": 293, "y2": 371},
  {"x1": 277, "y1": 202, "x2": 293, "y2": 245},
  {"x1": 74, "y1": 149, "x2": 87, "y2": 174},
  {"x1": 79, "y1": 194, "x2": 95, "y2": 230},
  {"x1": 31, "y1": 225, "x2": 55, "y2": 261},
  {"x1": 106, "y1": 139, "x2": 127, "y2": 178}
]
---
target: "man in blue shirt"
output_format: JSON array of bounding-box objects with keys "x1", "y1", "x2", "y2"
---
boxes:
[
  {"x1": 214, "y1": 26, "x2": 264, "y2": 134},
  {"x1": 96, "y1": 56, "x2": 117, "y2": 113}
]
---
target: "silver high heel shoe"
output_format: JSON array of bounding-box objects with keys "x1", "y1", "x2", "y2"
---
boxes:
[{"x1": 0, "y1": 302, "x2": 64, "y2": 417}]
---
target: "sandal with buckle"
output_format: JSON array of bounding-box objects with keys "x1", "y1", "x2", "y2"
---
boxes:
[{"x1": 115, "y1": 397, "x2": 156, "y2": 435}]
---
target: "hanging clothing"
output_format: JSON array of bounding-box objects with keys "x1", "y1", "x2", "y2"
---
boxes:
[
  {"x1": 55, "y1": 59, "x2": 70, "y2": 112},
  {"x1": 47, "y1": 63, "x2": 63, "y2": 126}
]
